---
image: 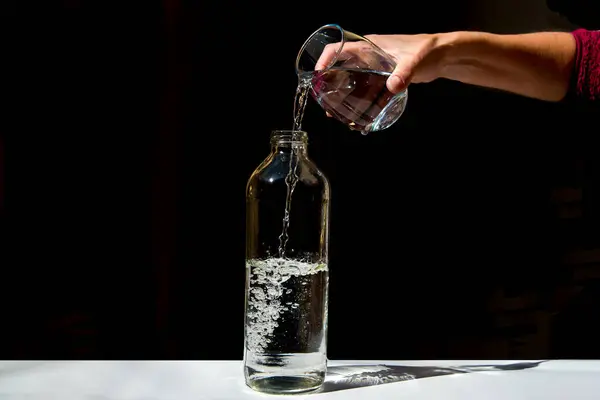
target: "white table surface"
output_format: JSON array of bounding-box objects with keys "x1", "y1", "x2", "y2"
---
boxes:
[{"x1": 0, "y1": 359, "x2": 598, "y2": 399}]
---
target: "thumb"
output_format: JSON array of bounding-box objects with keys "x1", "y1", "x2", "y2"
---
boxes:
[{"x1": 387, "y1": 62, "x2": 413, "y2": 94}]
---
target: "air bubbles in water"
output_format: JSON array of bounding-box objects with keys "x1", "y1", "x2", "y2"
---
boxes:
[{"x1": 245, "y1": 258, "x2": 328, "y2": 354}]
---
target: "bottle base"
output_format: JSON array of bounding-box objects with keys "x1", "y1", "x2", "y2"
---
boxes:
[
  {"x1": 244, "y1": 352, "x2": 327, "y2": 394},
  {"x1": 246, "y1": 374, "x2": 325, "y2": 394}
]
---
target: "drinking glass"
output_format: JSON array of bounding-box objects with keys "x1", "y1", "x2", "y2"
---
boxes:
[{"x1": 295, "y1": 24, "x2": 408, "y2": 134}]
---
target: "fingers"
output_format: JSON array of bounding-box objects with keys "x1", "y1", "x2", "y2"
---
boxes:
[
  {"x1": 315, "y1": 43, "x2": 341, "y2": 71},
  {"x1": 314, "y1": 41, "x2": 368, "y2": 71},
  {"x1": 387, "y1": 60, "x2": 414, "y2": 94},
  {"x1": 387, "y1": 74, "x2": 408, "y2": 94}
]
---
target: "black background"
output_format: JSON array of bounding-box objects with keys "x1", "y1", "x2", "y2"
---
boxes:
[{"x1": 5, "y1": 0, "x2": 600, "y2": 360}]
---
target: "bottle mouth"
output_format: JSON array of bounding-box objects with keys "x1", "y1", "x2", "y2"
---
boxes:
[{"x1": 270, "y1": 130, "x2": 308, "y2": 144}]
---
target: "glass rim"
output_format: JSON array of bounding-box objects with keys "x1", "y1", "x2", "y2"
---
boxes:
[{"x1": 295, "y1": 23, "x2": 345, "y2": 75}]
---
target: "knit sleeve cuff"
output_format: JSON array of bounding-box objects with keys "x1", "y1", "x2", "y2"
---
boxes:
[{"x1": 568, "y1": 29, "x2": 600, "y2": 101}]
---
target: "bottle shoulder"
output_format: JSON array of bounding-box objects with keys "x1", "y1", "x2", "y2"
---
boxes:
[{"x1": 246, "y1": 154, "x2": 330, "y2": 195}]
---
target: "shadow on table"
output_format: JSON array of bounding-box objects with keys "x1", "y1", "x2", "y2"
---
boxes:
[{"x1": 318, "y1": 361, "x2": 548, "y2": 393}]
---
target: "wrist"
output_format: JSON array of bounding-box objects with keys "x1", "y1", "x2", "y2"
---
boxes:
[{"x1": 434, "y1": 31, "x2": 489, "y2": 80}]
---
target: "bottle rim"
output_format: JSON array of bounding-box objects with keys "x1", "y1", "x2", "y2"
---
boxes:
[{"x1": 270, "y1": 130, "x2": 308, "y2": 144}]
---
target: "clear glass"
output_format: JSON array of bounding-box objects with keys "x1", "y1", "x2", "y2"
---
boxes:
[
  {"x1": 296, "y1": 24, "x2": 408, "y2": 135},
  {"x1": 243, "y1": 130, "x2": 330, "y2": 394}
]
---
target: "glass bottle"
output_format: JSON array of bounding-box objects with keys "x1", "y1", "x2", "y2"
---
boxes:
[{"x1": 243, "y1": 130, "x2": 330, "y2": 394}]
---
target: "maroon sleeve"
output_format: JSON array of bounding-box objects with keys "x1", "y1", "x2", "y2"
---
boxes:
[{"x1": 569, "y1": 29, "x2": 600, "y2": 101}]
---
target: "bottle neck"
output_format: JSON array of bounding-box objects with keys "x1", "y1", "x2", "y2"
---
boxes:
[
  {"x1": 270, "y1": 131, "x2": 309, "y2": 157},
  {"x1": 272, "y1": 141, "x2": 308, "y2": 156}
]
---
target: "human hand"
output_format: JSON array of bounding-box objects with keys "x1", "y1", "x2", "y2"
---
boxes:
[
  {"x1": 314, "y1": 33, "x2": 446, "y2": 95},
  {"x1": 364, "y1": 34, "x2": 446, "y2": 94}
]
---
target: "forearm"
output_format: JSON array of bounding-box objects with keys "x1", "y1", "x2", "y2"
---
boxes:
[{"x1": 437, "y1": 31, "x2": 576, "y2": 102}]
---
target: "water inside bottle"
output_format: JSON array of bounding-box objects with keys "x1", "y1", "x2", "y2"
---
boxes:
[{"x1": 244, "y1": 258, "x2": 328, "y2": 393}]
